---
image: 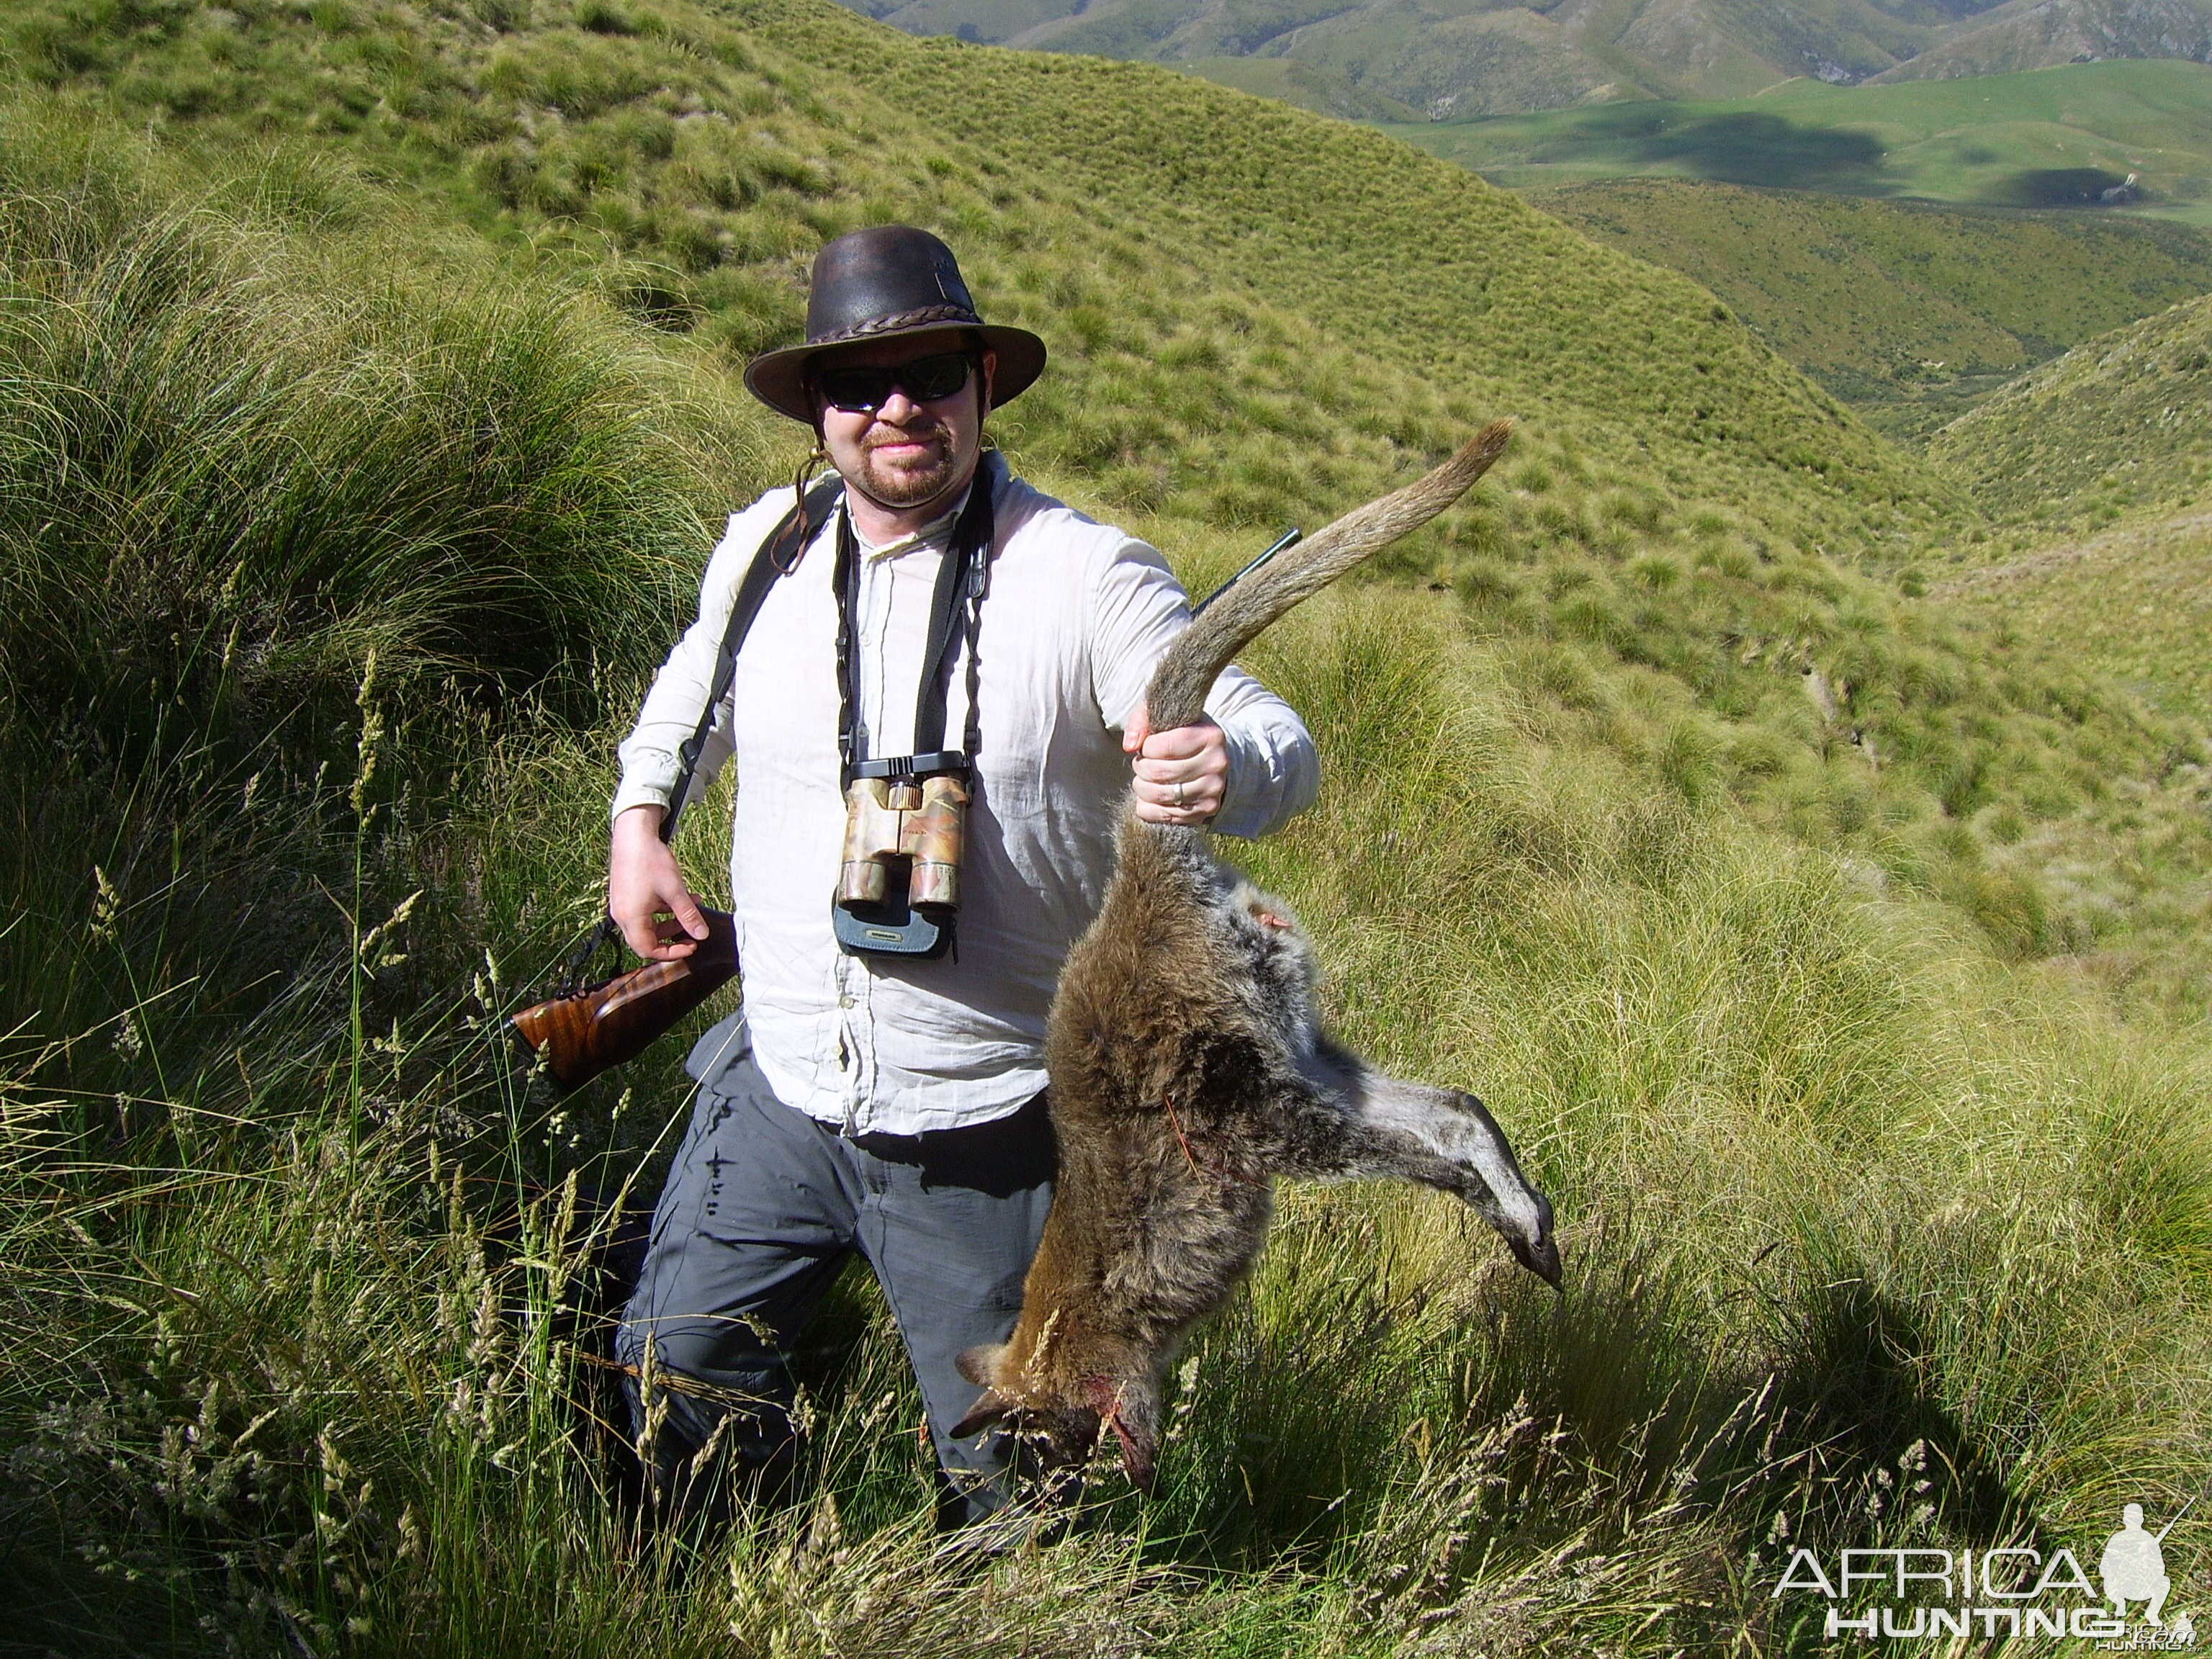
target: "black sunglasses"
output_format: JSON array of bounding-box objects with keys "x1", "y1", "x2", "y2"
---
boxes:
[{"x1": 814, "y1": 351, "x2": 975, "y2": 415}]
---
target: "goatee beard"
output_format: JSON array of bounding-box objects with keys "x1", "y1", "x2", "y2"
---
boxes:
[{"x1": 856, "y1": 428, "x2": 960, "y2": 508}]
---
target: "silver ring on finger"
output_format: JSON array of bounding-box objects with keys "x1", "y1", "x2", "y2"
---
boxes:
[{"x1": 1172, "y1": 781, "x2": 1186, "y2": 809}]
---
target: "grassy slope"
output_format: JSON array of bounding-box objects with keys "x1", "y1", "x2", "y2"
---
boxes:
[
  {"x1": 1930, "y1": 289, "x2": 2212, "y2": 527},
  {"x1": 0, "y1": 0, "x2": 2000, "y2": 588},
  {"x1": 58, "y1": 0, "x2": 2188, "y2": 976},
  {"x1": 40, "y1": 0, "x2": 2200, "y2": 962},
  {"x1": 21, "y1": 0, "x2": 2202, "y2": 999},
  {"x1": 1924, "y1": 297, "x2": 2212, "y2": 1007},
  {"x1": 1930, "y1": 509, "x2": 2212, "y2": 1010},
  {"x1": 1175, "y1": 53, "x2": 1425, "y2": 122},
  {"x1": 1534, "y1": 176, "x2": 2212, "y2": 438},
  {"x1": 3, "y1": 0, "x2": 1968, "y2": 562},
  {"x1": 1380, "y1": 59, "x2": 2212, "y2": 225},
  {"x1": 6, "y1": 161, "x2": 2208, "y2": 1655},
  {"x1": 4, "y1": 4, "x2": 2212, "y2": 1655},
  {"x1": 1937, "y1": 511, "x2": 2212, "y2": 719}
]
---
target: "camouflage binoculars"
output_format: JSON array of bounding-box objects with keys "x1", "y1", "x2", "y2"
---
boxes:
[{"x1": 832, "y1": 757, "x2": 969, "y2": 958}]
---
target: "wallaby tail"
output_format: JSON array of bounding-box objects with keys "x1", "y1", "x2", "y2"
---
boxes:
[{"x1": 1143, "y1": 419, "x2": 1514, "y2": 729}]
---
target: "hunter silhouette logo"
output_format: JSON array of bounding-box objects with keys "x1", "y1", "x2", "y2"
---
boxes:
[
  {"x1": 2098, "y1": 1501, "x2": 2197, "y2": 1647},
  {"x1": 2103, "y1": 1505, "x2": 2175, "y2": 1623}
]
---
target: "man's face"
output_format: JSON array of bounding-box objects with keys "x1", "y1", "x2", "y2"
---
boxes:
[{"x1": 813, "y1": 338, "x2": 997, "y2": 513}]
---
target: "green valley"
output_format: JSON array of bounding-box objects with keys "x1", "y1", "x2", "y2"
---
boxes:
[
  {"x1": 1380, "y1": 59, "x2": 2212, "y2": 225},
  {"x1": 1537, "y1": 176, "x2": 2212, "y2": 439}
]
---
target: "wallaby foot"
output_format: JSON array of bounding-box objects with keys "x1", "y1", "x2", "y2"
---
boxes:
[{"x1": 1285, "y1": 1046, "x2": 1562, "y2": 1287}]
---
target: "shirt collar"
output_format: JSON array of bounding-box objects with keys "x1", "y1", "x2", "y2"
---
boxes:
[
  {"x1": 851, "y1": 494, "x2": 963, "y2": 561},
  {"x1": 843, "y1": 454, "x2": 994, "y2": 561}
]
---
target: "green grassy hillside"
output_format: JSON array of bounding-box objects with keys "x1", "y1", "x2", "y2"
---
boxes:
[
  {"x1": 1937, "y1": 511, "x2": 2212, "y2": 719},
  {"x1": 1383, "y1": 59, "x2": 2212, "y2": 225},
  {"x1": 1930, "y1": 289, "x2": 2212, "y2": 526},
  {"x1": 1175, "y1": 53, "x2": 1424, "y2": 122},
  {"x1": 21, "y1": 0, "x2": 2192, "y2": 968},
  {"x1": 6, "y1": 141, "x2": 2209, "y2": 1655},
  {"x1": 4, "y1": 1, "x2": 2212, "y2": 1652},
  {"x1": 2, "y1": 0, "x2": 1972, "y2": 563},
  {"x1": 1931, "y1": 509, "x2": 2212, "y2": 1009},
  {"x1": 1536, "y1": 176, "x2": 2212, "y2": 438}
]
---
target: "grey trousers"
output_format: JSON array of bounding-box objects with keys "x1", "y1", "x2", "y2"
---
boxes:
[{"x1": 616, "y1": 1015, "x2": 1055, "y2": 1527}]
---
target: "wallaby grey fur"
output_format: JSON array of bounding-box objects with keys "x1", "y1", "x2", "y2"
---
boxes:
[{"x1": 952, "y1": 420, "x2": 1560, "y2": 1492}]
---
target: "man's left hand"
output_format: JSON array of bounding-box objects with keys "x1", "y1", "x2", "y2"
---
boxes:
[{"x1": 1124, "y1": 702, "x2": 1229, "y2": 824}]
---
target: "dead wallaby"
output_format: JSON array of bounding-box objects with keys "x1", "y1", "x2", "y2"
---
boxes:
[{"x1": 952, "y1": 420, "x2": 1561, "y2": 1492}]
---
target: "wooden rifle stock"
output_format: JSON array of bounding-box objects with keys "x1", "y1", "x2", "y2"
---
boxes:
[{"x1": 509, "y1": 911, "x2": 737, "y2": 1092}]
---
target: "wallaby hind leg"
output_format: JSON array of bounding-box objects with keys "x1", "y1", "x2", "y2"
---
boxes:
[{"x1": 1287, "y1": 1044, "x2": 1563, "y2": 1286}]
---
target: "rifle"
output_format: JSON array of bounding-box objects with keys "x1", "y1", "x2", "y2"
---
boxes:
[
  {"x1": 510, "y1": 910, "x2": 739, "y2": 1092},
  {"x1": 508, "y1": 476, "x2": 843, "y2": 1094}
]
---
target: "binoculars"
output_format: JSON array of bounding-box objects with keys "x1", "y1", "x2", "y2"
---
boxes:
[{"x1": 832, "y1": 760, "x2": 968, "y2": 958}]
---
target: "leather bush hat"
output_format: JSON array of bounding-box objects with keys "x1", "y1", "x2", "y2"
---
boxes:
[{"x1": 745, "y1": 225, "x2": 1048, "y2": 423}]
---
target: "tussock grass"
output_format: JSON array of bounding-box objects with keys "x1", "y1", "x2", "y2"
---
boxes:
[
  {"x1": 1936, "y1": 511, "x2": 2212, "y2": 722},
  {"x1": 0, "y1": 112, "x2": 760, "y2": 745},
  {"x1": 1932, "y1": 514, "x2": 2212, "y2": 1008},
  {"x1": 0, "y1": 0, "x2": 2175, "y2": 974},
  {"x1": 0, "y1": 115, "x2": 782, "y2": 1175},
  {"x1": 0, "y1": 0, "x2": 1966, "y2": 568},
  {"x1": 10, "y1": 574, "x2": 2208, "y2": 1655},
  {"x1": 1931, "y1": 291, "x2": 2212, "y2": 532},
  {"x1": 1, "y1": 37, "x2": 2208, "y2": 1659}
]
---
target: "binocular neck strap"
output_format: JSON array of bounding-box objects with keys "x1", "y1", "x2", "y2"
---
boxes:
[{"x1": 835, "y1": 453, "x2": 998, "y2": 783}]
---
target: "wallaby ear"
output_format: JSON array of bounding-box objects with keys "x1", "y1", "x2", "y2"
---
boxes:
[
  {"x1": 955, "y1": 1342, "x2": 1005, "y2": 1388},
  {"x1": 950, "y1": 1390, "x2": 1012, "y2": 1441},
  {"x1": 1105, "y1": 1403, "x2": 1158, "y2": 1496}
]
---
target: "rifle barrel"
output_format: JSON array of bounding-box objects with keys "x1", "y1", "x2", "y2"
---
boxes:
[
  {"x1": 2155, "y1": 1493, "x2": 2198, "y2": 1542},
  {"x1": 1192, "y1": 527, "x2": 1302, "y2": 618}
]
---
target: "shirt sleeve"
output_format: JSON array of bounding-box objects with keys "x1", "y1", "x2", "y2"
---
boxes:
[
  {"x1": 612, "y1": 495, "x2": 792, "y2": 824},
  {"x1": 1087, "y1": 534, "x2": 1320, "y2": 840}
]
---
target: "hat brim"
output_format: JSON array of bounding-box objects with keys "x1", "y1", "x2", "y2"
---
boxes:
[{"x1": 744, "y1": 322, "x2": 1047, "y2": 423}]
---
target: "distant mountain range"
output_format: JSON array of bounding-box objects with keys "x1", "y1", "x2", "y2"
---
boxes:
[{"x1": 840, "y1": 0, "x2": 2212, "y2": 118}]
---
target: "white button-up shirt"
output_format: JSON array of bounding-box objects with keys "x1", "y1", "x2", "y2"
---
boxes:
[{"x1": 613, "y1": 459, "x2": 1318, "y2": 1134}]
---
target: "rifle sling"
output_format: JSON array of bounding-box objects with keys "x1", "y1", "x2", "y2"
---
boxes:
[{"x1": 662, "y1": 475, "x2": 845, "y2": 842}]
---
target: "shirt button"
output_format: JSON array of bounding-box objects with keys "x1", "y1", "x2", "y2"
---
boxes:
[{"x1": 837, "y1": 993, "x2": 855, "y2": 1009}]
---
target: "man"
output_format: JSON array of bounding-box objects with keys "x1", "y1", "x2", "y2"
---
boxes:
[{"x1": 606, "y1": 225, "x2": 1317, "y2": 1529}]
